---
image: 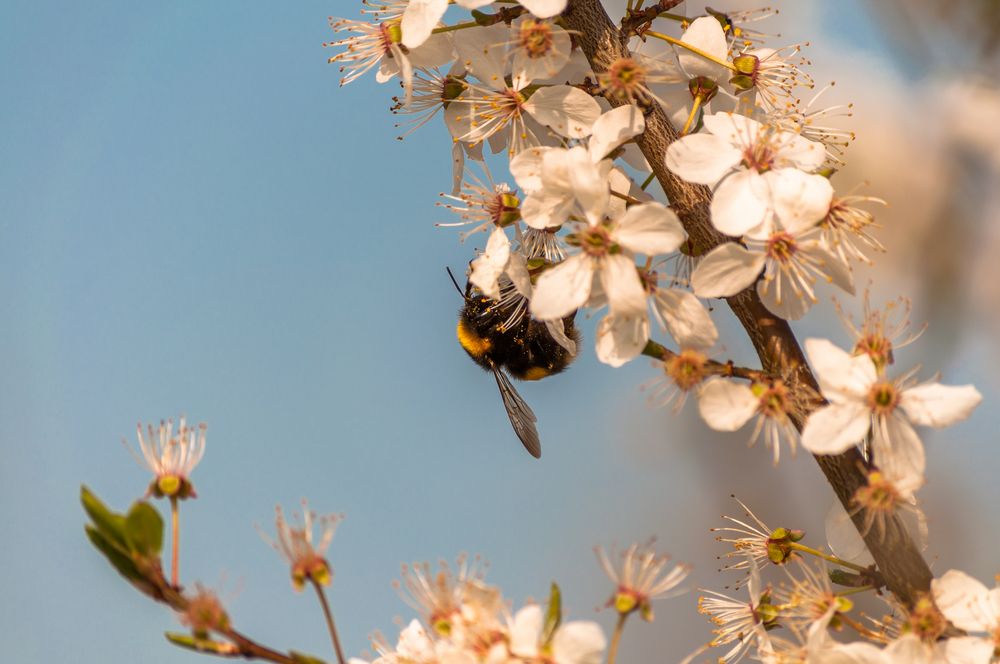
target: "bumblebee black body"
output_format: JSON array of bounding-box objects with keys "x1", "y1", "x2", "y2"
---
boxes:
[{"x1": 454, "y1": 278, "x2": 579, "y2": 458}]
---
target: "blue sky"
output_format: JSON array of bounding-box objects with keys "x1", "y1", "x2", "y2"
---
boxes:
[{"x1": 2, "y1": 2, "x2": 997, "y2": 663}]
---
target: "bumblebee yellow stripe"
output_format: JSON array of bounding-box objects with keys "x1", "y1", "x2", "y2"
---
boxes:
[{"x1": 456, "y1": 319, "x2": 491, "y2": 357}]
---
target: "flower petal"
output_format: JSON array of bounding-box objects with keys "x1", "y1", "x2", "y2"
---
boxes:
[
  {"x1": 401, "y1": 0, "x2": 448, "y2": 49},
  {"x1": 940, "y1": 636, "x2": 995, "y2": 664},
  {"x1": 804, "y1": 338, "x2": 876, "y2": 401},
  {"x1": 600, "y1": 253, "x2": 646, "y2": 316},
  {"x1": 530, "y1": 254, "x2": 594, "y2": 320},
  {"x1": 518, "y1": 0, "x2": 568, "y2": 19},
  {"x1": 509, "y1": 605, "x2": 543, "y2": 658},
  {"x1": 614, "y1": 202, "x2": 686, "y2": 255},
  {"x1": 932, "y1": 570, "x2": 995, "y2": 633},
  {"x1": 766, "y1": 169, "x2": 834, "y2": 233},
  {"x1": 509, "y1": 146, "x2": 551, "y2": 193},
  {"x1": 690, "y1": 242, "x2": 765, "y2": 298},
  {"x1": 702, "y1": 112, "x2": 762, "y2": 144},
  {"x1": 552, "y1": 621, "x2": 606, "y2": 664},
  {"x1": 900, "y1": 382, "x2": 982, "y2": 428},
  {"x1": 653, "y1": 288, "x2": 718, "y2": 349},
  {"x1": 824, "y1": 500, "x2": 875, "y2": 567},
  {"x1": 595, "y1": 313, "x2": 649, "y2": 367},
  {"x1": 872, "y1": 414, "x2": 926, "y2": 485},
  {"x1": 710, "y1": 169, "x2": 769, "y2": 236},
  {"x1": 800, "y1": 402, "x2": 872, "y2": 455},
  {"x1": 524, "y1": 85, "x2": 601, "y2": 138},
  {"x1": 676, "y1": 16, "x2": 729, "y2": 80},
  {"x1": 664, "y1": 132, "x2": 742, "y2": 186},
  {"x1": 697, "y1": 379, "x2": 758, "y2": 431},
  {"x1": 469, "y1": 227, "x2": 511, "y2": 299},
  {"x1": 588, "y1": 105, "x2": 646, "y2": 162}
]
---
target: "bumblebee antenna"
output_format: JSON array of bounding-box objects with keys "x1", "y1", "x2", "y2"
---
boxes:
[{"x1": 445, "y1": 267, "x2": 465, "y2": 298}]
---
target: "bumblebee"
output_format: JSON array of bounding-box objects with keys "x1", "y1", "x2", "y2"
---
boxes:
[{"x1": 450, "y1": 269, "x2": 579, "y2": 458}]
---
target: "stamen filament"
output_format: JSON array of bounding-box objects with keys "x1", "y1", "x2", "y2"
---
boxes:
[
  {"x1": 680, "y1": 94, "x2": 703, "y2": 135},
  {"x1": 787, "y1": 542, "x2": 869, "y2": 574},
  {"x1": 644, "y1": 31, "x2": 737, "y2": 71}
]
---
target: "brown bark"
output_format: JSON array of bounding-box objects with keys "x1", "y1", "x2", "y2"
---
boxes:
[{"x1": 562, "y1": 0, "x2": 933, "y2": 604}]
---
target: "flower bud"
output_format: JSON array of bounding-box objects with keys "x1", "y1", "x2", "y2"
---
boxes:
[{"x1": 497, "y1": 192, "x2": 521, "y2": 227}]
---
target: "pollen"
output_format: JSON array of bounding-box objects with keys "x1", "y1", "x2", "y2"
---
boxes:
[
  {"x1": 457, "y1": 320, "x2": 492, "y2": 357},
  {"x1": 521, "y1": 366, "x2": 552, "y2": 381}
]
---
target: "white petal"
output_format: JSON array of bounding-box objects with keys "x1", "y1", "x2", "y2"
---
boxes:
[
  {"x1": 932, "y1": 570, "x2": 995, "y2": 633},
  {"x1": 506, "y1": 250, "x2": 532, "y2": 298},
  {"x1": 664, "y1": 132, "x2": 742, "y2": 185},
  {"x1": 614, "y1": 202, "x2": 686, "y2": 255},
  {"x1": 552, "y1": 621, "x2": 606, "y2": 664},
  {"x1": 455, "y1": 0, "x2": 495, "y2": 7},
  {"x1": 510, "y1": 146, "x2": 553, "y2": 193},
  {"x1": 872, "y1": 414, "x2": 926, "y2": 485},
  {"x1": 530, "y1": 254, "x2": 594, "y2": 320},
  {"x1": 697, "y1": 379, "x2": 758, "y2": 431},
  {"x1": 690, "y1": 242, "x2": 765, "y2": 298},
  {"x1": 812, "y1": 244, "x2": 855, "y2": 295},
  {"x1": 606, "y1": 167, "x2": 631, "y2": 220},
  {"x1": 595, "y1": 313, "x2": 649, "y2": 367},
  {"x1": 766, "y1": 169, "x2": 834, "y2": 233},
  {"x1": 453, "y1": 23, "x2": 508, "y2": 88},
  {"x1": 408, "y1": 31, "x2": 456, "y2": 69},
  {"x1": 676, "y1": 17, "x2": 729, "y2": 80},
  {"x1": 563, "y1": 147, "x2": 611, "y2": 223},
  {"x1": 653, "y1": 288, "x2": 718, "y2": 349},
  {"x1": 800, "y1": 402, "x2": 871, "y2": 455},
  {"x1": 884, "y1": 635, "x2": 935, "y2": 664},
  {"x1": 525, "y1": 85, "x2": 601, "y2": 138},
  {"x1": 511, "y1": 22, "x2": 572, "y2": 88},
  {"x1": 824, "y1": 500, "x2": 875, "y2": 567},
  {"x1": 545, "y1": 318, "x2": 577, "y2": 355},
  {"x1": 702, "y1": 112, "x2": 763, "y2": 144},
  {"x1": 600, "y1": 253, "x2": 646, "y2": 316},
  {"x1": 518, "y1": 0, "x2": 568, "y2": 19},
  {"x1": 520, "y1": 191, "x2": 575, "y2": 229},
  {"x1": 509, "y1": 605, "x2": 543, "y2": 658},
  {"x1": 401, "y1": 0, "x2": 448, "y2": 49},
  {"x1": 899, "y1": 382, "x2": 982, "y2": 428},
  {"x1": 804, "y1": 338, "x2": 876, "y2": 401},
  {"x1": 777, "y1": 132, "x2": 826, "y2": 172},
  {"x1": 710, "y1": 169, "x2": 769, "y2": 236},
  {"x1": 940, "y1": 636, "x2": 995, "y2": 664},
  {"x1": 588, "y1": 105, "x2": 646, "y2": 162},
  {"x1": 758, "y1": 275, "x2": 813, "y2": 321},
  {"x1": 469, "y1": 227, "x2": 511, "y2": 299}
]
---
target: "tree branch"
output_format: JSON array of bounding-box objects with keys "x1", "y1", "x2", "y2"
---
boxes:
[{"x1": 562, "y1": 0, "x2": 934, "y2": 605}]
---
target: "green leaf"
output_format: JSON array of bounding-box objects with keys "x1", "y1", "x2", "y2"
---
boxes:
[
  {"x1": 290, "y1": 651, "x2": 329, "y2": 664},
  {"x1": 166, "y1": 632, "x2": 239, "y2": 656},
  {"x1": 80, "y1": 485, "x2": 127, "y2": 547},
  {"x1": 124, "y1": 501, "x2": 164, "y2": 557},
  {"x1": 542, "y1": 581, "x2": 562, "y2": 645},
  {"x1": 85, "y1": 524, "x2": 143, "y2": 583}
]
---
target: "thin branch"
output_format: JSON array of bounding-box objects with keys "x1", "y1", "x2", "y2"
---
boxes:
[
  {"x1": 562, "y1": 0, "x2": 934, "y2": 607},
  {"x1": 620, "y1": 0, "x2": 687, "y2": 37}
]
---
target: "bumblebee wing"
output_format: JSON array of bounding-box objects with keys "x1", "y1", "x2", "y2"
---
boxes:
[{"x1": 492, "y1": 366, "x2": 541, "y2": 458}]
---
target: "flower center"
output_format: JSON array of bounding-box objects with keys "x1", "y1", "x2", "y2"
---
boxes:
[
  {"x1": 600, "y1": 57, "x2": 648, "y2": 102},
  {"x1": 765, "y1": 232, "x2": 796, "y2": 262},
  {"x1": 578, "y1": 224, "x2": 614, "y2": 257},
  {"x1": 755, "y1": 381, "x2": 790, "y2": 420},
  {"x1": 906, "y1": 595, "x2": 947, "y2": 643},
  {"x1": 866, "y1": 382, "x2": 899, "y2": 416},
  {"x1": 518, "y1": 19, "x2": 554, "y2": 59},
  {"x1": 854, "y1": 333, "x2": 893, "y2": 370},
  {"x1": 667, "y1": 350, "x2": 707, "y2": 391}
]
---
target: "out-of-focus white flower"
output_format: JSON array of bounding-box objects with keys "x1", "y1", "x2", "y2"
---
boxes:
[
  {"x1": 259, "y1": 500, "x2": 343, "y2": 591},
  {"x1": 931, "y1": 570, "x2": 1000, "y2": 663},
  {"x1": 128, "y1": 417, "x2": 206, "y2": 500},
  {"x1": 665, "y1": 112, "x2": 825, "y2": 236},
  {"x1": 595, "y1": 542, "x2": 690, "y2": 621},
  {"x1": 810, "y1": 633, "x2": 939, "y2": 664},
  {"x1": 529, "y1": 201, "x2": 686, "y2": 322},
  {"x1": 508, "y1": 17, "x2": 572, "y2": 88},
  {"x1": 697, "y1": 378, "x2": 801, "y2": 463},
  {"x1": 800, "y1": 338, "x2": 982, "y2": 485},
  {"x1": 509, "y1": 104, "x2": 645, "y2": 229},
  {"x1": 833, "y1": 287, "x2": 923, "y2": 372},
  {"x1": 519, "y1": 0, "x2": 567, "y2": 19},
  {"x1": 505, "y1": 605, "x2": 606, "y2": 664},
  {"x1": 690, "y1": 169, "x2": 853, "y2": 320}
]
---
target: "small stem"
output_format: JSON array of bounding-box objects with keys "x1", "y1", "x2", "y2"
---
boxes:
[
  {"x1": 836, "y1": 585, "x2": 876, "y2": 597},
  {"x1": 680, "y1": 94, "x2": 703, "y2": 135},
  {"x1": 608, "y1": 613, "x2": 629, "y2": 664},
  {"x1": 644, "y1": 31, "x2": 737, "y2": 71},
  {"x1": 312, "y1": 581, "x2": 347, "y2": 664},
  {"x1": 432, "y1": 20, "x2": 481, "y2": 34},
  {"x1": 610, "y1": 189, "x2": 644, "y2": 205},
  {"x1": 640, "y1": 171, "x2": 656, "y2": 190},
  {"x1": 170, "y1": 496, "x2": 180, "y2": 587},
  {"x1": 787, "y1": 542, "x2": 870, "y2": 574}
]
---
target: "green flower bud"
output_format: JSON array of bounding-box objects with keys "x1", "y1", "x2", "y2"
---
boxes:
[{"x1": 688, "y1": 76, "x2": 719, "y2": 103}]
